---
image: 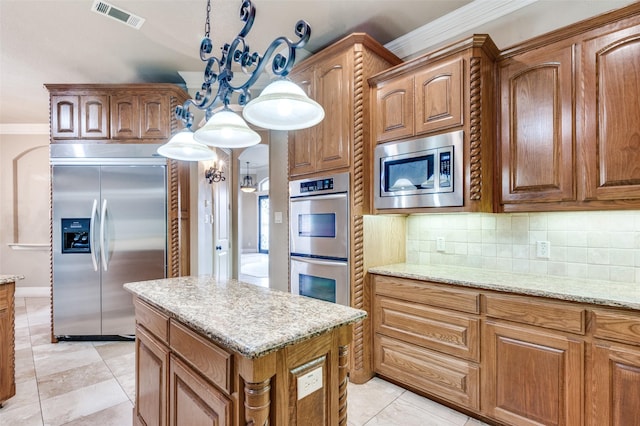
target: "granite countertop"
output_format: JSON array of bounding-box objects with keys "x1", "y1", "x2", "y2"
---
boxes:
[
  {"x1": 124, "y1": 276, "x2": 366, "y2": 359},
  {"x1": 0, "y1": 275, "x2": 23, "y2": 285},
  {"x1": 369, "y1": 263, "x2": 640, "y2": 311}
]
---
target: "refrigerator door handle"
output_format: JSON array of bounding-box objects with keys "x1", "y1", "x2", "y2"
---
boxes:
[
  {"x1": 100, "y1": 198, "x2": 109, "y2": 272},
  {"x1": 89, "y1": 199, "x2": 99, "y2": 272}
]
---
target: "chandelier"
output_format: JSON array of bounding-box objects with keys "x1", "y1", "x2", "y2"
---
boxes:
[
  {"x1": 157, "y1": 0, "x2": 325, "y2": 162},
  {"x1": 240, "y1": 161, "x2": 256, "y2": 193}
]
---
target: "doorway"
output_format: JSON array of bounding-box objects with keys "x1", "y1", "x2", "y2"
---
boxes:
[{"x1": 238, "y1": 144, "x2": 269, "y2": 287}]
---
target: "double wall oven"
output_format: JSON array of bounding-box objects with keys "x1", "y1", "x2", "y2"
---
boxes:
[{"x1": 289, "y1": 173, "x2": 349, "y2": 306}]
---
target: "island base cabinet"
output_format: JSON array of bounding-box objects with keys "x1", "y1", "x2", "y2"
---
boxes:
[
  {"x1": 483, "y1": 321, "x2": 584, "y2": 426},
  {"x1": 134, "y1": 326, "x2": 169, "y2": 426},
  {"x1": 590, "y1": 343, "x2": 640, "y2": 426},
  {"x1": 0, "y1": 281, "x2": 16, "y2": 406},
  {"x1": 169, "y1": 355, "x2": 232, "y2": 426}
]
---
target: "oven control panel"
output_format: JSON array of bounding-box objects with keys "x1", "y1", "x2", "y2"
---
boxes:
[{"x1": 300, "y1": 178, "x2": 334, "y2": 193}]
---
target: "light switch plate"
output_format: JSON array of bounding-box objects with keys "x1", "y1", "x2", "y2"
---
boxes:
[
  {"x1": 297, "y1": 367, "x2": 323, "y2": 400},
  {"x1": 274, "y1": 211, "x2": 283, "y2": 224}
]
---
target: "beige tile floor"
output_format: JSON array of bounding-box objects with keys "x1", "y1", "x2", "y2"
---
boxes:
[{"x1": 1, "y1": 297, "x2": 489, "y2": 426}]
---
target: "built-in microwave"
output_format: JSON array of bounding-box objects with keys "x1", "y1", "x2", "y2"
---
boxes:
[{"x1": 374, "y1": 130, "x2": 464, "y2": 209}]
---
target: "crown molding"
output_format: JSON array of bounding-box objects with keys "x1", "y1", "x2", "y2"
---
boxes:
[
  {"x1": 0, "y1": 123, "x2": 49, "y2": 135},
  {"x1": 385, "y1": 0, "x2": 539, "y2": 58}
]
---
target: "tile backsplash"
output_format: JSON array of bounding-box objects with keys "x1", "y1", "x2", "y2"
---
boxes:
[{"x1": 406, "y1": 211, "x2": 640, "y2": 284}]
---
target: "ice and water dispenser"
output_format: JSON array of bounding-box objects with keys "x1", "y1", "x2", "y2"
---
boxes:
[{"x1": 61, "y1": 218, "x2": 91, "y2": 253}]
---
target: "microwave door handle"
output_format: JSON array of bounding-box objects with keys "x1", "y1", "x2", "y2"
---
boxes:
[
  {"x1": 100, "y1": 198, "x2": 109, "y2": 272},
  {"x1": 89, "y1": 199, "x2": 99, "y2": 272}
]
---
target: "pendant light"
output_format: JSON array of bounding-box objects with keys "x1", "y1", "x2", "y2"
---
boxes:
[
  {"x1": 240, "y1": 162, "x2": 256, "y2": 193},
  {"x1": 155, "y1": 0, "x2": 323, "y2": 160},
  {"x1": 243, "y1": 78, "x2": 324, "y2": 130},
  {"x1": 194, "y1": 108, "x2": 261, "y2": 148},
  {"x1": 156, "y1": 128, "x2": 216, "y2": 161}
]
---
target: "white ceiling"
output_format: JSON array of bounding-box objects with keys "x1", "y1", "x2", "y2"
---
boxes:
[{"x1": 0, "y1": 0, "x2": 636, "y2": 131}]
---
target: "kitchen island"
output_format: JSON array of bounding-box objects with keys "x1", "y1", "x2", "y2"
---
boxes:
[
  {"x1": 0, "y1": 274, "x2": 21, "y2": 407},
  {"x1": 124, "y1": 276, "x2": 366, "y2": 426}
]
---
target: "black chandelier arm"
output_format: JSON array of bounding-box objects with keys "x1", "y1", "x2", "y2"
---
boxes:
[{"x1": 174, "y1": 0, "x2": 314, "y2": 126}]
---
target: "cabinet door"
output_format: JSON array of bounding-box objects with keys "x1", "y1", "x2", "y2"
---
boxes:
[
  {"x1": 483, "y1": 321, "x2": 583, "y2": 426},
  {"x1": 289, "y1": 66, "x2": 317, "y2": 177},
  {"x1": 499, "y1": 45, "x2": 575, "y2": 204},
  {"x1": 80, "y1": 95, "x2": 109, "y2": 138},
  {"x1": 51, "y1": 95, "x2": 79, "y2": 138},
  {"x1": 0, "y1": 282, "x2": 15, "y2": 404},
  {"x1": 315, "y1": 50, "x2": 352, "y2": 173},
  {"x1": 135, "y1": 326, "x2": 169, "y2": 426},
  {"x1": 582, "y1": 25, "x2": 640, "y2": 201},
  {"x1": 169, "y1": 354, "x2": 232, "y2": 426},
  {"x1": 141, "y1": 94, "x2": 169, "y2": 139},
  {"x1": 591, "y1": 343, "x2": 640, "y2": 426},
  {"x1": 415, "y1": 57, "x2": 463, "y2": 135},
  {"x1": 373, "y1": 76, "x2": 414, "y2": 143},
  {"x1": 111, "y1": 94, "x2": 140, "y2": 139}
]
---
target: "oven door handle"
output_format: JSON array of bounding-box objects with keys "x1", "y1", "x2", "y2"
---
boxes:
[
  {"x1": 290, "y1": 193, "x2": 347, "y2": 202},
  {"x1": 291, "y1": 256, "x2": 347, "y2": 266}
]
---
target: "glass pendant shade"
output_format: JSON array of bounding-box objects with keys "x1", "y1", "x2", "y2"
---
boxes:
[
  {"x1": 242, "y1": 79, "x2": 325, "y2": 130},
  {"x1": 157, "y1": 129, "x2": 216, "y2": 161},
  {"x1": 194, "y1": 110, "x2": 261, "y2": 148}
]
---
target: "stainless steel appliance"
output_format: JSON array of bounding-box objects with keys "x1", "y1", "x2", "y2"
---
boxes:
[
  {"x1": 374, "y1": 130, "x2": 464, "y2": 209},
  {"x1": 289, "y1": 172, "x2": 349, "y2": 305},
  {"x1": 51, "y1": 144, "x2": 167, "y2": 339}
]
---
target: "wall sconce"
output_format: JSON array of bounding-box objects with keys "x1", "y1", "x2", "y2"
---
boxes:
[{"x1": 205, "y1": 163, "x2": 225, "y2": 184}]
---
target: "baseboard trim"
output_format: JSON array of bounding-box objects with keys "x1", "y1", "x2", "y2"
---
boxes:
[{"x1": 15, "y1": 286, "x2": 50, "y2": 298}]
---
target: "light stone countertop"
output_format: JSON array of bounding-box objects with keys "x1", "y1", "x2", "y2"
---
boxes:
[
  {"x1": 124, "y1": 276, "x2": 367, "y2": 359},
  {"x1": 0, "y1": 275, "x2": 23, "y2": 285},
  {"x1": 369, "y1": 263, "x2": 640, "y2": 311}
]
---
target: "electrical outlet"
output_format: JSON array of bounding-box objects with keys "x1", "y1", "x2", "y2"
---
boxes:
[
  {"x1": 436, "y1": 237, "x2": 446, "y2": 252},
  {"x1": 536, "y1": 241, "x2": 551, "y2": 259},
  {"x1": 297, "y1": 367, "x2": 323, "y2": 400}
]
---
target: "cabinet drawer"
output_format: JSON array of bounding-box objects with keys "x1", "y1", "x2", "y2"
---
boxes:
[
  {"x1": 374, "y1": 334, "x2": 479, "y2": 410},
  {"x1": 134, "y1": 298, "x2": 169, "y2": 344},
  {"x1": 374, "y1": 275, "x2": 480, "y2": 314},
  {"x1": 374, "y1": 296, "x2": 479, "y2": 361},
  {"x1": 484, "y1": 294, "x2": 586, "y2": 334},
  {"x1": 592, "y1": 309, "x2": 640, "y2": 346},
  {"x1": 169, "y1": 320, "x2": 232, "y2": 394}
]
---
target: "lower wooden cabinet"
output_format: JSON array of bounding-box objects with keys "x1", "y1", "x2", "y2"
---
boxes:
[
  {"x1": 371, "y1": 273, "x2": 640, "y2": 426},
  {"x1": 135, "y1": 325, "x2": 169, "y2": 426},
  {"x1": 0, "y1": 281, "x2": 16, "y2": 406},
  {"x1": 483, "y1": 320, "x2": 584, "y2": 426},
  {"x1": 169, "y1": 355, "x2": 232, "y2": 426}
]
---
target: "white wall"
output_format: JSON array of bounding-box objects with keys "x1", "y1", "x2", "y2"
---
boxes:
[{"x1": 0, "y1": 132, "x2": 51, "y2": 293}]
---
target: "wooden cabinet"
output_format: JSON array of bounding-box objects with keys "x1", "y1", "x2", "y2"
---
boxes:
[
  {"x1": 111, "y1": 93, "x2": 170, "y2": 140},
  {"x1": 590, "y1": 308, "x2": 640, "y2": 425},
  {"x1": 0, "y1": 281, "x2": 16, "y2": 406},
  {"x1": 498, "y1": 3, "x2": 640, "y2": 211},
  {"x1": 288, "y1": 33, "x2": 401, "y2": 178},
  {"x1": 483, "y1": 321, "x2": 584, "y2": 426},
  {"x1": 374, "y1": 56, "x2": 464, "y2": 143},
  {"x1": 370, "y1": 273, "x2": 640, "y2": 426},
  {"x1": 499, "y1": 45, "x2": 575, "y2": 205},
  {"x1": 581, "y1": 23, "x2": 640, "y2": 203},
  {"x1": 369, "y1": 35, "x2": 498, "y2": 213},
  {"x1": 135, "y1": 326, "x2": 169, "y2": 426},
  {"x1": 373, "y1": 275, "x2": 481, "y2": 410},
  {"x1": 51, "y1": 94, "x2": 109, "y2": 139}
]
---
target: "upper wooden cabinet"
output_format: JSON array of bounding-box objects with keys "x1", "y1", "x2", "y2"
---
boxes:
[
  {"x1": 373, "y1": 56, "x2": 464, "y2": 143},
  {"x1": 498, "y1": 3, "x2": 640, "y2": 211},
  {"x1": 48, "y1": 84, "x2": 179, "y2": 143},
  {"x1": 288, "y1": 33, "x2": 401, "y2": 178},
  {"x1": 369, "y1": 35, "x2": 499, "y2": 213}
]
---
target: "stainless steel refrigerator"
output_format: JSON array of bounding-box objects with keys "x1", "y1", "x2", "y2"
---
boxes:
[{"x1": 51, "y1": 144, "x2": 167, "y2": 339}]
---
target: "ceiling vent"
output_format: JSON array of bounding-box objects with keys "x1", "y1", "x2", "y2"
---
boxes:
[{"x1": 91, "y1": 0, "x2": 145, "y2": 30}]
